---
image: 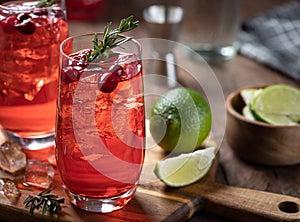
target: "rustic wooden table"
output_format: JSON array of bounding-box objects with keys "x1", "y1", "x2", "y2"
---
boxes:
[
  {"x1": 189, "y1": 51, "x2": 300, "y2": 222},
  {"x1": 67, "y1": 1, "x2": 300, "y2": 221},
  {"x1": 188, "y1": 1, "x2": 300, "y2": 221},
  {"x1": 0, "y1": 0, "x2": 299, "y2": 221}
]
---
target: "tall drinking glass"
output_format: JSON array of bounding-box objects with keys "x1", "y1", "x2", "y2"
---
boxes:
[
  {"x1": 0, "y1": 0, "x2": 68, "y2": 152},
  {"x1": 56, "y1": 33, "x2": 145, "y2": 212}
]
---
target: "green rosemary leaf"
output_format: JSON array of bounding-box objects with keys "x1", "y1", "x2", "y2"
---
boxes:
[
  {"x1": 41, "y1": 201, "x2": 47, "y2": 216},
  {"x1": 112, "y1": 36, "x2": 132, "y2": 48},
  {"x1": 29, "y1": 201, "x2": 35, "y2": 214},
  {"x1": 24, "y1": 189, "x2": 64, "y2": 216},
  {"x1": 38, "y1": 188, "x2": 50, "y2": 196},
  {"x1": 103, "y1": 22, "x2": 112, "y2": 40},
  {"x1": 86, "y1": 16, "x2": 139, "y2": 62},
  {"x1": 24, "y1": 195, "x2": 33, "y2": 205},
  {"x1": 37, "y1": 0, "x2": 59, "y2": 7}
]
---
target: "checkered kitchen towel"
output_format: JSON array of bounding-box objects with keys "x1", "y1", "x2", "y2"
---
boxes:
[{"x1": 238, "y1": 1, "x2": 300, "y2": 81}]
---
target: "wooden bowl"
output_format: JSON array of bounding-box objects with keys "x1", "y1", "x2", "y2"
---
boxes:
[{"x1": 226, "y1": 87, "x2": 300, "y2": 166}]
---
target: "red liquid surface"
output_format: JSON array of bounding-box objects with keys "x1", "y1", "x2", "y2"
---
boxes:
[
  {"x1": 56, "y1": 54, "x2": 145, "y2": 198},
  {"x1": 0, "y1": 1, "x2": 68, "y2": 136}
]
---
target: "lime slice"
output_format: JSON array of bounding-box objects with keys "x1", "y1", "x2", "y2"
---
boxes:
[
  {"x1": 154, "y1": 147, "x2": 216, "y2": 187},
  {"x1": 253, "y1": 111, "x2": 297, "y2": 126},
  {"x1": 288, "y1": 115, "x2": 300, "y2": 123},
  {"x1": 240, "y1": 88, "x2": 263, "y2": 105},
  {"x1": 251, "y1": 84, "x2": 300, "y2": 125},
  {"x1": 251, "y1": 84, "x2": 300, "y2": 115},
  {"x1": 242, "y1": 106, "x2": 256, "y2": 121}
]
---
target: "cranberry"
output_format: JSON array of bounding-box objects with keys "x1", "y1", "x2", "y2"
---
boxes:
[
  {"x1": 61, "y1": 67, "x2": 81, "y2": 83},
  {"x1": 98, "y1": 73, "x2": 118, "y2": 93},
  {"x1": 1, "y1": 16, "x2": 17, "y2": 34},
  {"x1": 76, "y1": 49, "x2": 92, "y2": 60},
  {"x1": 52, "y1": 9, "x2": 65, "y2": 18},
  {"x1": 109, "y1": 65, "x2": 124, "y2": 77},
  {"x1": 63, "y1": 58, "x2": 86, "y2": 68},
  {"x1": 16, "y1": 20, "x2": 35, "y2": 35},
  {"x1": 32, "y1": 10, "x2": 48, "y2": 17},
  {"x1": 17, "y1": 13, "x2": 31, "y2": 21}
]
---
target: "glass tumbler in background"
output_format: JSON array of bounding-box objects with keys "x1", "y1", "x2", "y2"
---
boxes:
[
  {"x1": 65, "y1": 0, "x2": 105, "y2": 21},
  {"x1": 0, "y1": 0, "x2": 68, "y2": 155},
  {"x1": 56, "y1": 33, "x2": 145, "y2": 212},
  {"x1": 179, "y1": 0, "x2": 241, "y2": 63}
]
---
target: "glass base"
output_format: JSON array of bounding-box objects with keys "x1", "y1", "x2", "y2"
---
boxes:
[
  {"x1": 6, "y1": 130, "x2": 55, "y2": 150},
  {"x1": 65, "y1": 185, "x2": 137, "y2": 213},
  {"x1": 183, "y1": 43, "x2": 239, "y2": 63}
]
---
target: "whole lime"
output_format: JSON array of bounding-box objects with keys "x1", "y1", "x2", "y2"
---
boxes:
[{"x1": 149, "y1": 88, "x2": 212, "y2": 153}]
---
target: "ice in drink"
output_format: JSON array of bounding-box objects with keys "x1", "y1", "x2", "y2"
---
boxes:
[
  {"x1": 0, "y1": 1, "x2": 68, "y2": 138},
  {"x1": 56, "y1": 35, "x2": 145, "y2": 211}
]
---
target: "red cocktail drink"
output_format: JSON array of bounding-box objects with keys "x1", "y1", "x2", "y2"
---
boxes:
[
  {"x1": 0, "y1": 0, "x2": 68, "y2": 149},
  {"x1": 56, "y1": 33, "x2": 145, "y2": 212}
]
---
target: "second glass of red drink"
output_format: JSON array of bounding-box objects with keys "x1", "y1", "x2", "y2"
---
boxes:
[{"x1": 0, "y1": 0, "x2": 68, "y2": 158}]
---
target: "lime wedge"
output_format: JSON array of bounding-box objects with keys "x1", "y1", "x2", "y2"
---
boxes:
[
  {"x1": 251, "y1": 84, "x2": 300, "y2": 125},
  {"x1": 253, "y1": 111, "x2": 297, "y2": 126},
  {"x1": 251, "y1": 84, "x2": 300, "y2": 115},
  {"x1": 242, "y1": 106, "x2": 256, "y2": 121},
  {"x1": 240, "y1": 88, "x2": 263, "y2": 105},
  {"x1": 288, "y1": 115, "x2": 300, "y2": 123},
  {"x1": 154, "y1": 147, "x2": 216, "y2": 187}
]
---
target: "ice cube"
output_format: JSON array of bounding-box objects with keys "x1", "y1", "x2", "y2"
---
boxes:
[
  {"x1": 0, "y1": 141, "x2": 27, "y2": 174},
  {"x1": 0, "y1": 127, "x2": 7, "y2": 145},
  {"x1": 1, "y1": 179, "x2": 21, "y2": 201},
  {"x1": 23, "y1": 159, "x2": 54, "y2": 189},
  {"x1": 115, "y1": 53, "x2": 137, "y2": 64},
  {"x1": 47, "y1": 145, "x2": 56, "y2": 166}
]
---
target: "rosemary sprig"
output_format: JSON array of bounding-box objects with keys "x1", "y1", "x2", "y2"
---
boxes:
[
  {"x1": 86, "y1": 15, "x2": 139, "y2": 62},
  {"x1": 23, "y1": 188, "x2": 64, "y2": 216},
  {"x1": 37, "y1": 0, "x2": 59, "y2": 7}
]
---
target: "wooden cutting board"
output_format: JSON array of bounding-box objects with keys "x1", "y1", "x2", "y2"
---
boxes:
[
  {"x1": 0, "y1": 144, "x2": 300, "y2": 222},
  {"x1": 0, "y1": 143, "x2": 215, "y2": 222}
]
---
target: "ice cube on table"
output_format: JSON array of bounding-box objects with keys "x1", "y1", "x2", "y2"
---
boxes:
[
  {"x1": 0, "y1": 128, "x2": 7, "y2": 145},
  {"x1": 0, "y1": 179, "x2": 21, "y2": 200},
  {"x1": 23, "y1": 159, "x2": 54, "y2": 189},
  {"x1": 0, "y1": 141, "x2": 27, "y2": 174}
]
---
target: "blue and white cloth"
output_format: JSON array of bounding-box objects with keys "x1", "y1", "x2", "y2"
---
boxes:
[{"x1": 239, "y1": 1, "x2": 300, "y2": 81}]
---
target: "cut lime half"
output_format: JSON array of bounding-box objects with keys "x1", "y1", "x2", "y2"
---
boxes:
[{"x1": 154, "y1": 147, "x2": 216, "y2": 187}]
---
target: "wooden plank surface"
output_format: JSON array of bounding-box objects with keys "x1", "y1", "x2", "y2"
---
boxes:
[{"x1": 0, "y1": 145, "x2": 219, "y2": 222}]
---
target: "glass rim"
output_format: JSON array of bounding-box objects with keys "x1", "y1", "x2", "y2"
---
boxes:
[
  {"x1": 60, "y1": 32, "x2": 142, "y2": 65},
  {"x1": 0, "y1": 0, "x2": 62, "y2": 12}
]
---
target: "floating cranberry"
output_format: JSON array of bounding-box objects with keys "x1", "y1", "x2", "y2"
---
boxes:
[
  {"x1": 17, "y1": 13, "x2": 31, "y2": 21},
  {"x1": 32, "y1": 10, "x2": 48, "y2": 17},
  {"x1": 98, "y1": 73, "x2": 118, "y2": 93},
  {"x1": 16, "y1": 20, "x2": 35, "y2": 35},
  {"x1": 52, "y1": 9, "x2": 64, "y2": 19},
  {"x1": 109, "y1": 65, "x2": 124, "y2": 77},
  {"x1": 62, "y1": 58, "x2": 70, "y2": 67},
  {"x1": 65, "y1": 59, "x2": 75, "y2": 67},
  {"x1": 1, "y1": 16, "x2": 17, "y2": 34},
  {"x1": 63, "y1": 58, "x2": 86, "y2": 68},
  {"x1": 61, "y1": 67, "x2": 81, "y2": 83}
]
